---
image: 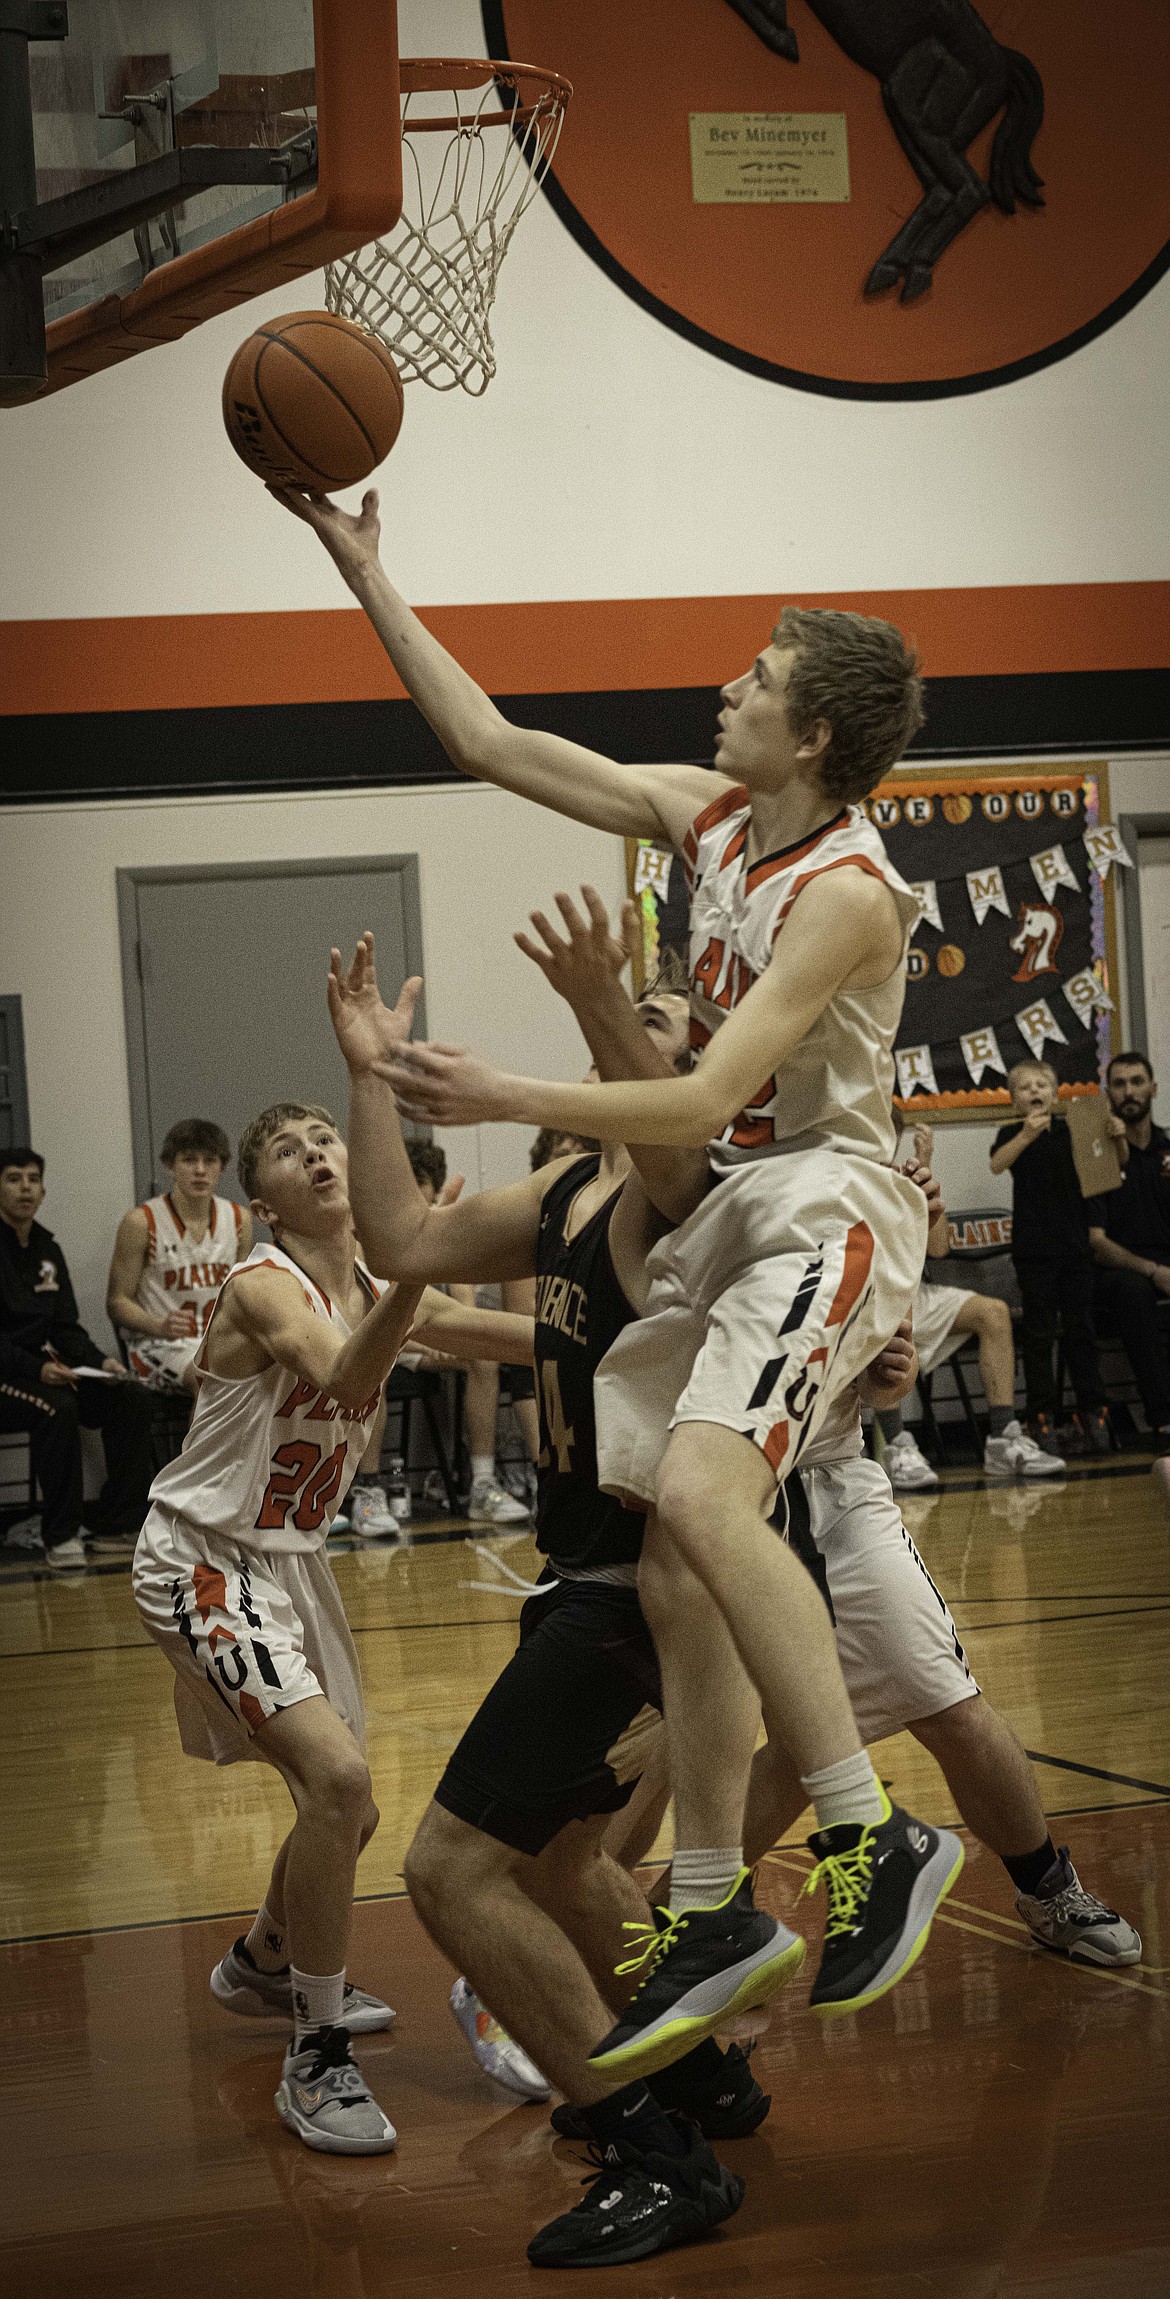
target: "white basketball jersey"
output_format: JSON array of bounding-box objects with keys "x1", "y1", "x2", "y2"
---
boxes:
[
  {"x1": 144, "y1": 1242, "x2": 388, "y2": 1556},
  {"x1": 126, "y1": 1193, "x2": 245, "y2": 1370},
  {"x1": 682, "y1": 791, "x2": 919, "y2": 1170}
]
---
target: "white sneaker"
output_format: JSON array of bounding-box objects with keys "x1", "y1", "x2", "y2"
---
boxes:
[
  {"x1": 1017, "y1": 1849, "x2": 1142, "y2": 1966},
  {"x1": 884, "y1": 1431, "x2": 939, "y2": 1490},
  {"x1": 984, "y1": 1420, "x2": 1066, "y2": 1478},
  {"x1": 449, "y1": 1977, "x2": 551, "y2": 2101},
  {"x1": 45, "y1": 1534, "x2": 87, "y2": 1572},
  {"x1": 466, "y1": 1477, "x2": 530, "y2": 1525},
  {"x1": 348, "y1": 1484, "x2": 401, "y2": 1539},
  {"x1": 275, "y1": 2025, "x2": 396, "y2": 2154}
]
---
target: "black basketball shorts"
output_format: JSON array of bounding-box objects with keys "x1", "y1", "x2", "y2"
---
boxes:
[{"x1": 433, "y1": 1576, "x2": 662, "y2": 1856}]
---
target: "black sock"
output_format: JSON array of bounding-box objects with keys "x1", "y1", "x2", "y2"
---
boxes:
[
  {"x1": 988, "y1": 1406, "x2": 1014, "y2": 1437},
  {"x1": 876, "y1": 1408, "x2": 903, "y2": 1442},
  {"x1": 648, "y1": 2039, "x2": 728, "y2": 2114},
  {"x1": 1002, "y1": 1838, "x2": 1057, "y2": 1896},
  {"x1": 581, "y1": 2083, "x2": 690, "y2": 2160},
  {"x1": 353, "y1": 1472, "x2": 380, "y2": 1486}
]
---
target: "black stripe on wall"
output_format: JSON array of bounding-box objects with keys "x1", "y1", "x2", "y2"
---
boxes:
[{"x1": 1, "y1": 669, "x2": 1167, "y2": 805}]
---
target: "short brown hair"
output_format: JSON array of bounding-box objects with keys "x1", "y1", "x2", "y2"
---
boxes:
[
  {"x1": 408, "y1": 1140, "x2": 447, "y2": 1194},
  {"x1": 776, "y1": 605, "x2": 925, "y2": 804},
  {"x1": 161, "y1": 1117, "x2": 230, "y2": 1168},
  {"x1": 238, "y1": 1102, "x2": 337, "y2": 1200}
]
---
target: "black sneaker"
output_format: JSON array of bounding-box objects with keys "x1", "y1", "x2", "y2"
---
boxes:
[
  {"x1": 527, "y1": 2122, "x2": 744, "y2": 2269},
  {"x1": 1031, "y1": 1412, "x2": 1064, "y2": 1458},
  {"x1": 587, "y1": 1872, "x2": 805, "y2": 2083},
  {"x1": 805, "y1": 1790, "x2": 964, "y2": 2016},
  {"x1": 551, "y1": 2043, "x2": 771, "y2": 2145}
]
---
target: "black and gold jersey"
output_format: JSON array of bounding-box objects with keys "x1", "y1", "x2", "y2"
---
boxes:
[{"x1": 534, "y1": 1156, "x2": 644, "y2": 1573}]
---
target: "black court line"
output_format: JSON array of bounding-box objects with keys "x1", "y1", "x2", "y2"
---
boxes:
[
  {"x1": 929, "y1": 1459, "x2": 1162, "y2": 1493},
  {"x1": 0, "y1": 1881, "x2": 412, "y2": 1951},
  {"x1": 0, "y1": 1520, "x2": 504, "y2": 1588},
  {"x1": 0, "y1": 1610, "x2": 525, "y2": 1663},
  {"x1": 948, "y1": 1593, "x2": 1170, "y2": 1605},
  {"x1": 1025, "y1": 1748, "x2": 1170, "y2": 1798},
  {"x1": 961, "y1": 1601, "x2": 1170, "y2": 1634}
]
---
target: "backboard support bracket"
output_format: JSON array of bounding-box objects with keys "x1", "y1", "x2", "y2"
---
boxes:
[{"x1": 0, "y1": 0, "x2": 68, "y2": 399}]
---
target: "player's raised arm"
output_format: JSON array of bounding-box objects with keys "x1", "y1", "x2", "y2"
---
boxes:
[
  {"x1": 514, "y1": 886, "x2": 708, "y2": 1225},
  {"x1": 228, "y1": 1262, "x2": 425, "y2": 1410},
  {"x1": 385, "y1": 867, "x2": 904, "y2": 1150},
  {"x1": 271, "y1": 487, "x2": 718, "y2": 846},
  {"x1": 329, "y1": 932, "x2": 554, "y2": 1284}
]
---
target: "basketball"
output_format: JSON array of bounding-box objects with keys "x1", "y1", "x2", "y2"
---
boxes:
[
  {"x1": 222, "y1": 310, "x2": 404, "y2": 491},
  {"x1": 937, "y1": 943, "x2": 967, "y2": 976},
  {"x1": 942, "y1": 794, "x2": 973, "y2": 823}
]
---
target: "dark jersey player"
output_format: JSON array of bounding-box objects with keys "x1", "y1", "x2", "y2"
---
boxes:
[{"x1": 328, "y1": 932, "x2": 761, "y2": 2269}]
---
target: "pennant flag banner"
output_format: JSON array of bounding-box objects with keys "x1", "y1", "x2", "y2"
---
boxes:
[
  {"x1": 966, "y1": 865, "x2": 1010, "y2": 926},
  {"x1": 872, "y1": 771, "x2": 1116, "y2": 1111},
  {"x1": 633, "y1": 841, "x2": 673, "y2": 899},
  {"x1": 895, "y1": 1044, "x2": 940, "y2": 1099},
  {"x1": 960, "y1": 1026, "x2": 1007, "y2": 1087},
  {"x1": 1029, "y1": 843, "x2": 1081, "y2": 898},
  {"x1": 1063, "y1": 965, "x2": 1116, "y2": 1028},
  {"x1": 909, "y1": 880, "x2": 943, "y2": 933},
  {"x1": 1083, "y1": 825, "x2": 1134, "y2": 880},
  {"x1": 1014, "y1": 998, "x2": 1070, "y2": 1060}
]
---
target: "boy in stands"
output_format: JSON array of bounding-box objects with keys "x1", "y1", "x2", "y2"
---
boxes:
[
  {"x1": 107, "y1": 1118, "x2": 251, "y2": 1395},
  {"x1": 132, "y1": 1100, "x2": 533, "y2": 2156},
  {"x1": 278, "y1": 482, "x2": 959, "y2": 2065}
]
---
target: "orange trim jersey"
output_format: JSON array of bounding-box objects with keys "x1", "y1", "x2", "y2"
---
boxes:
[
  {"x1": 142, "y1": 1242, "x2": 387, "y2": 1557},
  {"x1": 125, "y1": 1193, "x2": 245, "y2": 1376},
  {"x1": 683, "y1": 793, "x2": 920, "y2": 1171}
]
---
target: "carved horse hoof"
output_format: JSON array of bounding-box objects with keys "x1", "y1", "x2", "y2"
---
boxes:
[
  {"x1": 899, "y1": 263, "x2": 934, "y2": 303},
  {"x1": 773, "y1": 28, "x2": 799, "y2": 61},
  {"x1": 864, "y1": 258, "x2": 902, "y2": 297}
]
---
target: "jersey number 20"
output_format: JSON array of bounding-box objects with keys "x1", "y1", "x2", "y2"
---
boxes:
[{"x1": 256, "y1": 1440, "x2": 347, "y2": 1532}]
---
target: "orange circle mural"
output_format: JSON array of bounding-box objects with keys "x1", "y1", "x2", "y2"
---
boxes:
[{"x1": 486, "y1": 0, "x2": 1170, "y2": 396}]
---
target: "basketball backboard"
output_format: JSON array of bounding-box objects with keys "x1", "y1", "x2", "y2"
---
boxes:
[{"x1": 1, "y1": 0, "x2": 401, "y2": 401}]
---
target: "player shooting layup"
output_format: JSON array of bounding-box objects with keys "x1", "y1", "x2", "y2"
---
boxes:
[{"x1": 274, "y1": 483, "x2": 962, "y2": 2071}]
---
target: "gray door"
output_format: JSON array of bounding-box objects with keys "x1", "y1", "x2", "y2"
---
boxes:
[
  {"x1": 118, "y1": 858, "x2": 424, "y2": 1203},
  {"x1": 0, "y1": 997, "x2": 31, "y2": 1155}
]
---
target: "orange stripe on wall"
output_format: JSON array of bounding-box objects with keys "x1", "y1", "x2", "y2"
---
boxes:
[{"x1": 2, "y1": 582, "x2": 1168, "y2": 716}]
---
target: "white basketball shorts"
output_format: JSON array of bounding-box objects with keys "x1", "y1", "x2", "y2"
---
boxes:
[
  {"x1": 594, "y1": 1149, "x2": 927, "y2": 1503},
  {"x1": 133, "y1": 1508, "x2": 365, "y2": 1766},
  {"x1": 804, "y1": 1454, "x2": 977, "y2": 1741},
  {"x1": 911, "y1": 1280, "x2": 973, "y2": 1376}
]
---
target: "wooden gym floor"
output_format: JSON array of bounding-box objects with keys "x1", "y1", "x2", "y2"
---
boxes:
[{"x1": 2, "y1": 1458, "x2": 1168, "y2": 2297}]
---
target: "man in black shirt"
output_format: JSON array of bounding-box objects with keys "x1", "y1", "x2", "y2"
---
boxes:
[
  {"x1": 0, "y1": 1149, "x2": 154, "y2": 1569},
  {"x1": 990, "y1": 1062, "x2": 1108, "y2": 1452},
  {"x1": 1088, "y1": 1051, "x2": 1170, "y2": 1442}
]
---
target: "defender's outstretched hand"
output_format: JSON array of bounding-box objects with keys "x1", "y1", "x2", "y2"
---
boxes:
[
  {"x1": 382, "y1": 1041, "x2": 518, "y2": 1129},
  {"x1": 515, "y1": 885, "x2": 638, "y2": 1007},
  {"x1": 328, "y1": 931, "x2": 422, "y2": 1075},
  {"x1": 898, "y1": 1157, "x2": 944, "y2": 1229},
  {"x1": 268, "y1": 484, "x2": 383, "y2": 590}
]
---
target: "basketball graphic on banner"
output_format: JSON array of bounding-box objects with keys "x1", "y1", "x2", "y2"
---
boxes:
[{"x1": 937, "y1": 945, "x2": 967, "y2": 977}]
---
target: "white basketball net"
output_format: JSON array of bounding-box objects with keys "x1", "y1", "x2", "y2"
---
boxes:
[{"x1": 325, "y1": 63, "x2": 569, "y2": 395}]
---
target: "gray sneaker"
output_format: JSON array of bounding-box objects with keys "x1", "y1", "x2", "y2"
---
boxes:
[
  {"x1": 210, "y1": 1938, "x2": 395, "y2": 2032},
  {"x1": 275, "y1": 2025, "x2": 397, "y2": 2154},
  {"x1": 1017, "y1": 1849, "x2": 1142, "y2": 1966},
  {"x1": 984, "y1": 1420, "x2": 1066, "y2": 1478}
]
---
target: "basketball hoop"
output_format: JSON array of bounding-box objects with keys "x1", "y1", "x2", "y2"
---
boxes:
[{"x1": 325, "y1": 59, "x2": 571, "y2": 395}]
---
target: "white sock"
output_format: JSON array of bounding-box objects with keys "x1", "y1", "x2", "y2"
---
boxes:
[
  {"x1": 245, "y1": 1903, "x2": 287, "y2": 1973},
  {"x1": 669, "y1": 1848, "x2": 744, "y2": 1913},
  {"x1": 470, "y1": 1455, "x2": 495, "y2": 1486},
  {"x1": 802, "y1": 1751, "x2": 886, "y2": 1835},
  {"x1": 291, "y1": 1966, "x2": 346, "y2": 2044}
]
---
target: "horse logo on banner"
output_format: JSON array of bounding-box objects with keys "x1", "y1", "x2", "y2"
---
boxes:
[
  {"x1": 1010, "y1": 900, "x2": 1064, "y2": 983},
  {"x1": 726, "y1": 0, "x2": 1044, "y2": 302}
]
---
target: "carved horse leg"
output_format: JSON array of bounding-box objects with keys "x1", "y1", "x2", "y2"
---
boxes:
[
  {"x1": 724, "y1": 0, "x2": 800, "y2": 65},
  {"x1": 866, "y1": 40, "x2": 1005, "y2": 302}
]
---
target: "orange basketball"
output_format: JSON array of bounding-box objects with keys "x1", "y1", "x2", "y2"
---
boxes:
[
  {"x1": 222, "y1": 310, "x2": 404, "y2": 491},
  {"x1": 937, "y1": 944, "x2": 967, "y2": 977},
  {"x1": 942, "y1": 794, "x2": 973, "y2": 824}
]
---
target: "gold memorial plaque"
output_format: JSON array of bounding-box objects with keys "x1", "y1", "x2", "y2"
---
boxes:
[{"x1": 689, "y1": 113, "x2": 850, "y2": 204}]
